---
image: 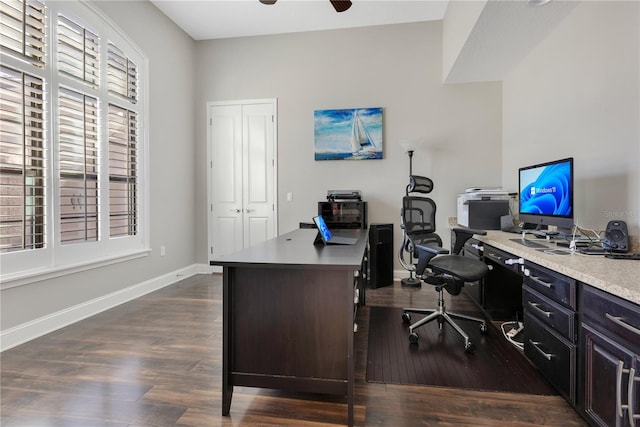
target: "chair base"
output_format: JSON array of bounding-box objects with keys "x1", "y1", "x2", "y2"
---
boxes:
[
  {"x1": 400, "y1": 276, "x2": 422, "y2": 288},
  {"x1": 403, "y1": 289, "x2": 487, "y2": 353}
]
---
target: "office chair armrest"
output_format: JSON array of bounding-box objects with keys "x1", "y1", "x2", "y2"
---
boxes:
[
  {"x1": 416, "y1": 243, "x2": 449, "y2": 255},
  {"x1": 414, "y1": 243, "x2": 449, "y2": 275},
  {"x1": 451, "y1": 227, "x2": 487, "y2": 255}
]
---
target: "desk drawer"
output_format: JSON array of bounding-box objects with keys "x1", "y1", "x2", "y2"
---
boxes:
[
  {"x1": 523, "y1": 262, "x2": 576, "y2": 309},
  {"x1": 524, "y1": 312, "x2": 576, "y2": 404},
  {"x1": 483, "y1": 245, "x2": 523, "y2": 274},
  {"x1": 523, "y1": 285, "x2": 576, "y2": 342},
  {"x1": 581, "y1": 284, "x2": 640, "y2": 352}
]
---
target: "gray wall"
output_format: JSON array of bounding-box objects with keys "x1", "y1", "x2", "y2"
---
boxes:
[
  {"x1": 193, "y1": 21, "x2": 503, "y2": 267},
  {"x1": 502, "y1": 1, "x2": 639, "y2": 238}
]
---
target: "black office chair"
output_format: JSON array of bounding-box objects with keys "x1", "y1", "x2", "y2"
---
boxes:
[{"x1": 400, "y1": 177, "x2": 489, "y2": 353}]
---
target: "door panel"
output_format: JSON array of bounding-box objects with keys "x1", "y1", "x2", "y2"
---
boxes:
[
  {"x1": 247, "y1": 217, "x2": 270, "y2": 248},
  {"x1": 242, "y1": 103, "x2": 275, "y2": 249},
  {"x1": 208, "y1": 100, "x2": 276, "y2": 259},
  {"x1": 210, "y1": 105, "x2": 243, "y2": 257},
  {"x1": 217, "y1": 216, "x2": 243, "y2": 255}
]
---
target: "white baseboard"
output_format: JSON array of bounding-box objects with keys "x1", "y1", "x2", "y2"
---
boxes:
[{"x1": 1, "y1": 264, "x2": 210, "y2": 352}]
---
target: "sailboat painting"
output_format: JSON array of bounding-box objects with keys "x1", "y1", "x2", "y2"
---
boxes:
[{"x1": 314, "y1": 107, "x2": 383, "y2": 160}]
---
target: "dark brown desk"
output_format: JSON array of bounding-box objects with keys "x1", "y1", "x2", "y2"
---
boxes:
[{"x1": 210, "y1": 228, "x2": 368, "y2": 426}]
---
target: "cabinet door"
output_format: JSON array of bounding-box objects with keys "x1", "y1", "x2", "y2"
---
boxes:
[{"x1": 582, "y1": 323, "x2": 639, "y2": 427}]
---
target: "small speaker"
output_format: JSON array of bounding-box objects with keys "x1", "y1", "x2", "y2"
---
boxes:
[
  {"x1": 603, "y1": 220, "x2": 629, "y2": 253},
  {"x1": 368, "y1": 224, "x2": 393, "y2": 288}
]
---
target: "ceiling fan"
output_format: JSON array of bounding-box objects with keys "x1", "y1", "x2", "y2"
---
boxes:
[{"x1": 259, "y1": 0, "x2": 353, "y2": 13}]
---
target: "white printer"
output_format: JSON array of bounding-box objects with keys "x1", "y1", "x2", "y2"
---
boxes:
[{"x1": 457, "y1": 188, "x2": 510, "y2": 229}]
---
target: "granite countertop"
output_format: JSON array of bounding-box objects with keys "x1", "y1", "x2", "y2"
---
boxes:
[{"x1": 474, "y1": 230, "x2": 640, "y2": 306}]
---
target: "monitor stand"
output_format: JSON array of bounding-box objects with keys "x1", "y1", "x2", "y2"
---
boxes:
[{"x1": 522, "y1": 223, "x2": 573, "y2": 239}]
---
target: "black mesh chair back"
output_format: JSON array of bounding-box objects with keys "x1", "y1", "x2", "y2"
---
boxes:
[
  {"x1": 407, "y1": 175, "x2": 434, "y2": 195},
  {"x1": 401, "y1": 196, "x2": 441, "y2": 247}
]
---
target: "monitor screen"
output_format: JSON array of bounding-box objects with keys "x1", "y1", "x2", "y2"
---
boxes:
[{"x1": 518, "y1": 157, "x2": 574, "y2": 232}]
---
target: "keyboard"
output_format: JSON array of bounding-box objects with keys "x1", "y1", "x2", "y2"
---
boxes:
[{"x1": 605, "y1": 253, "x2": 640, "y2": 260}]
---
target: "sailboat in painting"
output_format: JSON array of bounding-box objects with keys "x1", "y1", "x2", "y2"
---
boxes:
[{"x1": 350, "y1": 109, "x2": 378, "y2": 158}]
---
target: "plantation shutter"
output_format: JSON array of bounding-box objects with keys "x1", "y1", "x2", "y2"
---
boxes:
[
  {"x1": 0, "y1": 0, "x2": 46, "y2": 67},
  {"x1": 57, "y1": 14, "x2": 100, "y2": 86},
  {"x1": 107, "y1": 42, "x2": 137, "y2": 102},
  {"x1": 0, "y1": 66, "x2": 45, "y2": 252},
  {"x1": 58, "y1": 87, "x2": 99, "y2": 244},
  {"x1": 108, "y1": 104, "x2": 137, "y2": 237}
]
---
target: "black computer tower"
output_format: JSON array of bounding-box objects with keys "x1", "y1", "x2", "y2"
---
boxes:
[{"x1": 368, "y1": 224, "x2": 393, "y2": 288}]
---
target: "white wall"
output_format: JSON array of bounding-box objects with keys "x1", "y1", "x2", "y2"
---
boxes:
[
  {"x1": 193, "y1": 21, "x2": 503, "y2": 268},
  {"x1": 502, "y1": 1, "x2": 640, "y2": 239},
  {"x1": 0, "y1": 1, "x2": 196, "y2": 333}
]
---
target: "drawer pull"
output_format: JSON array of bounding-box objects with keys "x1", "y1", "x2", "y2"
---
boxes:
[
  {"x1": 605, "y1": 313, "x2": 640, "y2": 337},
  {"x1": 617, "y1": 360, "x2": 626, "y2": 418},
  {"x1": 628, "y1": 367, "x2": 638, "y2": 425},
  {"x1": 530, "y1": 275, "x2": 553, "y2": 289},
  {"x1": 528, "y1": 301, "x2": 552, "y2": 318},
  {"x1": 487, "y1": 252, "x2": 502, "y2": 261},
  {"x1": 529, "y1": 339, "x2": 553, "y2": 361}
]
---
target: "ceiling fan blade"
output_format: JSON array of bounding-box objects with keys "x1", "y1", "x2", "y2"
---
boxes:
[
  {"x1": 259, "y1": 0, "x2": 351, "y2": 13},
  {"x1": 330, "y1": 0, "x2": 352, "y2": 13}
]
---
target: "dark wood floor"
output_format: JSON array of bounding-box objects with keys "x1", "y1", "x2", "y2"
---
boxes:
[{"x1": 1, "y1": 274, "x2": 588, "y2": 426}]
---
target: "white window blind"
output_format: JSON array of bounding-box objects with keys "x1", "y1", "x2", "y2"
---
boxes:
[
  {"x1": 0, "y1": 66, "x2": 45, "y2": 252},
  {"x1": 0, "y1": 0, "x2": 46, "y2": 67},
  {"x1": 108, "y1": 104, "x2": 137, "y2": 237},
  {"x1": 58, "y1": 87, "x2": 98, "y2": 244},
  {"x1": 107, "y1": 42, "x2": 137, "y2": 102},
  {"x1": 57, "y1": 14, "x2": 99, "y2": 87}
]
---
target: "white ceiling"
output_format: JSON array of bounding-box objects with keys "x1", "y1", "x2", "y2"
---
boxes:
[{"x1": 150, "y1": 0, "x2": 449, "y2": 41}]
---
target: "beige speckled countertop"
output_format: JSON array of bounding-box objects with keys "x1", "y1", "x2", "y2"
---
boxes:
[{"x1": 475, "y1": 230, "x2": 640, "y2": 306}]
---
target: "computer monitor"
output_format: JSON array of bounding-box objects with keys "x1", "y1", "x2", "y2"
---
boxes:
[{"x1": 518, "y1": 157, "x2": 574, "y2": 233}]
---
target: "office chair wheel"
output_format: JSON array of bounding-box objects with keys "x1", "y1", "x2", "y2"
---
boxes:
[
  {"x1": 464, "y1": 341, "x2": 475, "y2": 353},
  {"x1": 480, "y1": 322, "x2": 488, "y2": 334},
  {"x1": 402, "y1": 312, "x2": 411, "y2": 323},
  {"x1": 409, "y1": 332, "x2": 419, "y2": 344}
]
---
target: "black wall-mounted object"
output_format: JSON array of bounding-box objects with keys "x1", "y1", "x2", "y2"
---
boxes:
[
  {"x1": 368, "y1": 224, "x2": 393, "y2": 288},
  {"x1": 602, "y1": 220, "x2": 629, "y2": 253}
]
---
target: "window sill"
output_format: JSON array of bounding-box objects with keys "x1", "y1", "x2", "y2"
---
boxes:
[{"x1": 0, "y1": 249, "x2": 151, "y2": 290}]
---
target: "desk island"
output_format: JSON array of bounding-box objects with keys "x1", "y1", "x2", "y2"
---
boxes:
[{"x1": 210, "y1": 228, "x2": 368, "y2": 427}]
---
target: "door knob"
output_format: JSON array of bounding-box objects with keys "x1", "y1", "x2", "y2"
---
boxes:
[{"x1": 245, "y1": 208, "x2": 255, "y2": 213}]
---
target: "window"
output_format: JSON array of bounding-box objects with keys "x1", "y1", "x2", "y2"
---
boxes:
[{"x1": 0, "y1": 0, "x2": 148, "y2": 285}]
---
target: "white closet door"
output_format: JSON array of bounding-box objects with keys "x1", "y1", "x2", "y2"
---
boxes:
[{"x1": 208, "y1": 100, "x2": 277, "y2": 259}]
